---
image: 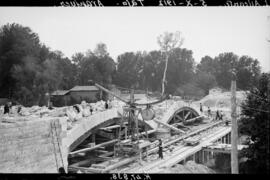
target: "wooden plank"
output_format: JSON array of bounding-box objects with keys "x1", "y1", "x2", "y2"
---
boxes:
[
  {"x1": 98, "y1": 152, "x2": 114, "y2": 158},
  {"x1": 175, "y1": 114, "x2": 184, "y2": 122},
  {"x1": 69, "y1": 139, "x2": 118, "y2": 155},
  {"x1": 172, "y1": 122, "x2": 191, "y2": 130},
  {"x1": 101, "y1": 156, "x2": 138, "y2": 173},
  {"x1": 184, "y1": 112, "x2": 191, "y2": 121},
  {"x1": 68, "y1": 166, "x2": 103, "y2": 173},
  {"x1": 202, "y1": 148, "x2": 231, "y2": 154},
  {"x1": 154, "y1": 119, "x2": 185, "y2": 133},
  {"x1": 185, "y1": 116, "x2": 203, "y2": 123},
  {"x1": 91, "y1": 164, "x2": 107, "y2": 169},
  {"x1": 95, "y1": 150, "x2": 109, "y2": 154},
  {"x1": 96, "y1": 130, "x2": 115, "y2": 139},
  {"x1": 100, "y1": 125, "x2": 120, "y2": 130}
]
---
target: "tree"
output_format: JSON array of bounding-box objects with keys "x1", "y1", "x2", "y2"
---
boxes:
[
  {"x1": 175, "y1": 82, "x2": 204, "y2": 99},
  {"x1": 239, "y1": 73, "x2": 270, "y2": 174},
  {"x1": 139, "y1": 50, "x2": 164, "y2": 91},
  {"x1": 195, "y1": 71, "x2": 217, "y2": 95},
  {"x1": 197, "y1": 53, "x2": 261, "y2": 90},
  {"x1": 236, "y1": 56, "x2": 261, "y2": 90},
  {"x1": 72, "y1": 44, "x2": 116, "y2": 86},
  {"x1": 214, "y1": 52, "x2": 238, "y2": 89},
  {"x1": 114, "y1": 52, "x2": 141, "y2": 88},
  {"x1": 0, "y1": 23, "x2": 42, "y2": 98},
  {"x1": 197, "y1": 55, "x2": 219, "y2": 76},
  {"x1": 0, "y1": 23, "x2": 79, "y2": 106},
  {"x1": 157, "y1": 31, "x2": 184, "y2": 95},
  {"x1": 166, "y1": 48, "x2": 195, "y2": 94},
  {"x1": 94, "y1": 42, "x2": 109, "y2": 57}
]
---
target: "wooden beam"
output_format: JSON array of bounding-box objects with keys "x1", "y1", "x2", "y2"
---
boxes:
[
  {"x1": 175, "y1": 114, "x2": 184, "y2": 121},
  {"x1": 153, "y1": 119, "x2": 185, "y2": 133},
  {"x1": 172, "y1": 122, "x2": 191, "y2": 130},
  {"x1": 96, "y1": 130, "x2": 115, "y2": 139},
  {"x1": 100, "y1": 125, "x2": 120, "y2": 130},
  {"x1": 68, "y1": 166, "x2": 103, "y2": 173},
  {"x1": 185, "y1": 116, "x2": 203, "y2": 122},
  {"x1": 101, "y1": 156, "x2": 138, "y2": 173},
  {"x1": 69, "y1": 139, "x2": 118, "y2": 155},
  {"x1": 69, "y1": 159, "x2": 92, "y2": 167},
  {"x1": 95, "y1": 150, "x2": 109, "y2": 154},
  {"x1": 98, "y1": 152, "x2": 114, "y2": 158},
  {"x1": 184, "y1": 112, "x2": 191, "y2": 121}
]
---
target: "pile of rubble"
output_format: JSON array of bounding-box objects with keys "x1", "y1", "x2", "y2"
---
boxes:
[
  {"x1": 199, "y1": 90, "x2": 246, "y2": 110},
  {"x1": 0, "y1": 99, "x2": 124, "y2": 128}
]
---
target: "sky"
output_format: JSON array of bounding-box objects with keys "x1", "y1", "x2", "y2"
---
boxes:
[{"x1": 0, "y1": 7, "x2": 269, "y2": 72}]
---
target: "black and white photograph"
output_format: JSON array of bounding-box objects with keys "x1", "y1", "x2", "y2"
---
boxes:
[{"x1": 0, "y1": 3, "x2": 269, "y2": 175}]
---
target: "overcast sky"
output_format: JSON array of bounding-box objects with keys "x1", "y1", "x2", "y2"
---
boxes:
[{"x1": 0, "y1": 7, "x2": 269, "y2": 72}]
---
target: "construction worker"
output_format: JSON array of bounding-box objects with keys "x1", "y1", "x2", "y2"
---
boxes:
[
  {"x1": 215, "y1": 110, "x2": 220, "y2": 121},
  {"x1": 17, "y1": 106, "x2": 22, "y2": 116},
  {"x1": 105, "y1": 101, "x2": 109, "y2": 110},
  {"x1": 89, "y1": 105, "x2": 93, "y2": 115},
  {"x1": 207, "y1": 107, "x2": 211, "y2": 117},
  {"x1": 3, "y1": 102, "x2": 10, "y2": 114},
  {"x1": 158, "y1": 139, "x2": 163, "y2": 159},
  {"x1": 200, "y1": 103, "x2": 203, "y2": 114},
  {"x1": 219, "y1": 110, "x2": 223, "y2": 120}
]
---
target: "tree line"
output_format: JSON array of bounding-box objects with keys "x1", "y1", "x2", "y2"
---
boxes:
[{"x1": 0, "y1": 23, "x2": 262, "y2": 106}]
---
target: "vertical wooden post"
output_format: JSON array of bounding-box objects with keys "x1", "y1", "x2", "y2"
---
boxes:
[
  {"x1": 92, "y1": 133, "x2": 96, "y2": 144},
  {"x1": 202, "y1": 150, "x2": 205, "y2": 164},
  {"x1": 124, "y1": 126, "x2": 127, "y2": 140},
  {"x1": 207, "y1": 151, "x2": 210, "y2": 163},
  {"x1": 231, "y1": 73, "x2": 239, "y2": 174}
]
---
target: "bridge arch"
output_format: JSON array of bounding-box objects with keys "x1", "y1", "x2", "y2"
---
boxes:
[
  {"x1": 69, "y1": 117, "x2": 153, "y2": 151},
  {"x1": 167, "y1": 106, "x2": 201, "y2": 125}
]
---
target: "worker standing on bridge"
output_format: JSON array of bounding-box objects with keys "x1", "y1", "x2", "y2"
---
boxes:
[
  {"x1": 207, "y1": 107, "x2": 211, "y2": 117},
  {"x1": 219, "y1": 110, "x2": 223, "y2": 120},
  {"x1": 158, "y1": 139, "x2": 163, "y2": 159},
  {"x1": 89, "y1": 105, "x2": 93, "y2": 115},
  {"x1": 200, "y1": 103, "x2": 203, "y2": 114},
  {"x1": 105, "y1": 101, "x2": 109, "y2": 110},
  {"x1": 3, "y1": 102, "x2": 11, "y2": 115},
  {"x1": 215, "y1": 110, "x2": 220, "y2": 121}
]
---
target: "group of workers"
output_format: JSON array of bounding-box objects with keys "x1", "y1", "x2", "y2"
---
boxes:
[
  {"x1": 2, "y1": 101, "x2": 23, "y2": 116},
  {"x1": 200, "y1": 103, "x2": 224, "y2": 121}
]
